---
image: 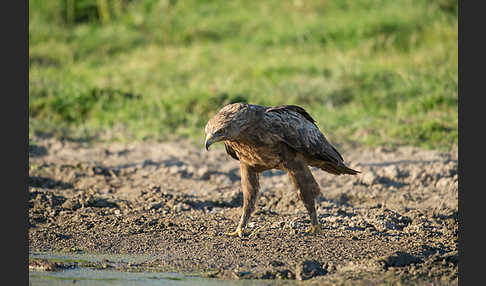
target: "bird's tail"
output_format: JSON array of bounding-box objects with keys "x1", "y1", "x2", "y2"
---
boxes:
[
  {"x1": 317, "y1": 162, "x2": 360, "y2": 175},
  {"x1": 339, "y1": 165, "x2": 360, "y2": 175}
]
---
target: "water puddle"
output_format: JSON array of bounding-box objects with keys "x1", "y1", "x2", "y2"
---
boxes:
[{"x1": 29, "y1": 252, "x2": 290, "y2": 285}]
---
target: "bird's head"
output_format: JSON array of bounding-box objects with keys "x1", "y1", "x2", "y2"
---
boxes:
[{"x1": 204, "y1": 103, "x2": 248, "y2": 151}]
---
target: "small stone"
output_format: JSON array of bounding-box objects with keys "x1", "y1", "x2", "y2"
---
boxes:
[
  {"x1": 295, "y1": 260, "x2": 327, "y2": 280},
  {"x1": 383, "y1": 165, "x2": 399, "y2": 178},
  {"x1": 377, "y1": 251, "x2": 422, "y2": 270},
  {"x1": 270, "y1": 260, "x2": 285, "y2": 267},
  {"x1": 61, "y1": 198, "x2": 80, "y2": 210},
  {"x1": 150, "y1": 202, "x2": 163, "y2": 210},
  {"x1": 197, "y1": 167, "x2": 210, "y2": 180},
  {"x1": 276, "y1": 269, "x2": 294, "y2": 279},
  {"x1": 186, "y1": 165, "x2": 195, "y2": 175},
  {"x1": 435, "y1": 177, "x2": 452, "y2": 189},
  {"x1": 233, "y1": 271, "x2": 254, "y2": 279},
  {"x1": 169, "y1": 166, "x2": 181, "y2": 175},
  {"x1": 173, "y1": 202, "x2": 190, "y2": 212},
  {"x1": 220, "y1": 177, "x2": 232, "y2": 188},
  {"x1": 361, "y1": 171, "x2": 377, "y2": 185}
]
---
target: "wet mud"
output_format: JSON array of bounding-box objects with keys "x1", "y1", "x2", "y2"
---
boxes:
[{"x1": 29, "y1": 137, "x2": 458, "y2": 285}]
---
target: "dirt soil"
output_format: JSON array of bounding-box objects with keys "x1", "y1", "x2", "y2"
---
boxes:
[{"x1": 28, "y1": 136, "x2": 458, "y2": 285}]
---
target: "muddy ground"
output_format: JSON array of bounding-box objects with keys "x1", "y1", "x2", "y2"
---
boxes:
[{"x1": 28, "y1": 136, "x2": 458, "y2": 285}]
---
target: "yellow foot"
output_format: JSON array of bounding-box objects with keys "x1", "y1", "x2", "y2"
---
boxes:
[
  {"x1": 305, "y1": 224, "x2": 323, "y2": 235},
  {"x1": 225, "y1": 228, "x2": 244, "y2": 237}
]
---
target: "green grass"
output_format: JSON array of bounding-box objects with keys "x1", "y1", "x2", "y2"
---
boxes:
[{"x1": 29, "y1": 0, "x2": 457, "y2": 150}]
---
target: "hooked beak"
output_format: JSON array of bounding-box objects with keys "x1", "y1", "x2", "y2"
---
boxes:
[{"x1": 205, "y1": 134, "x2": 224, "y2": 151}]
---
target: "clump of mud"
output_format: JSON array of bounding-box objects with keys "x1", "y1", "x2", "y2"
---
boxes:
[{"x1": 29, "y1": 137, "x2": 458, "y2": 285}]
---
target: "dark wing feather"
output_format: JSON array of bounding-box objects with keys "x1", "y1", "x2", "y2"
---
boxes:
[
  {"x1": 265, "y1": 105, "x2": 344, "y2": 165},
  {"x1": 224, "y1": 142, "x2": 239, "y2": 161},
  {"x1": 265, "y1": 105, "x2": 317, "y2": 126}
]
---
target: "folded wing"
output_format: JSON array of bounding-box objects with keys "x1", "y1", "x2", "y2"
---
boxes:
[{"x1": 265, "y1": 105, "x2": 358, "y2": 175}]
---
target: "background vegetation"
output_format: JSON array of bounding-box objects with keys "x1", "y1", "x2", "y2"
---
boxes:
[{"x1": 29, "y1": 0, "x2": 458, "y2": 150}]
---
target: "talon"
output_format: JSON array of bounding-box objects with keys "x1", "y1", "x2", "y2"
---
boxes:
[
  {"x1": 305, "y1": 224, "x2": 323, "y2": 235},
  {"x1": 225, "y1": 228, "x2": 244, "y2": 237}
]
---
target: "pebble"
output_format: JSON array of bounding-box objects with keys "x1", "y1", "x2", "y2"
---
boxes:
[
  {"x1": 361, "y1": 171, "x2": 377, "y2": 185},
  {"x1": 197, "y1": 167, "x2": 210, "y2": 180},
  {"x1": 295, "y1": 260, "x2": 327, "y2": 280},
  {"x1": 173, "y1": 202, "x2": 191, "y2": 212},
  {"x1": 435, "y1": 177, "x2": 452, "y2": 189},
  {"x1": 383, "y1": 165, "x2": 399, "y2": 178}
]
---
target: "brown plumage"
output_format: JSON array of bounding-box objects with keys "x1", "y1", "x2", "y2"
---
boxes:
[{"x1": 205, "y1": 103, "x2": 359, "y2": 236}]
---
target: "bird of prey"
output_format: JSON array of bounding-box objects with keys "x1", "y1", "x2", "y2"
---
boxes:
[{"x1": 204, "y1": 103, "x2": 359, "y2": 237}]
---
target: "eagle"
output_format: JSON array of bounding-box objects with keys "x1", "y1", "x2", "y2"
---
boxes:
[{"x1": 204, "y1": 103, "x2": 359, "y2": 237}]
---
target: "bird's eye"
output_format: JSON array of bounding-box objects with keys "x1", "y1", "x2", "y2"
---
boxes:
[{"x1": 215, "y1": 128, "x2": 228, "y2": 137}]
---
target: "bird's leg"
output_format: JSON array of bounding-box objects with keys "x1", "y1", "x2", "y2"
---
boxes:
[
  {"x1": 226, "y1": 163, "x2": 260, "y2": 237},
  {"x1": 300, "y1": 190, "x2": 323, "y2": 235},
  {"x1": 303, "y1": 202, "x2": 322, "y2": 235},
  {"x1": 285, "y1": 162, "x2": 323, "y2": 235}
]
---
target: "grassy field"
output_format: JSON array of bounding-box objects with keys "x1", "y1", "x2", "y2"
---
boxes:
[{"x1": 29, "y1": 0, "x2": 457, "y2": 150}]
